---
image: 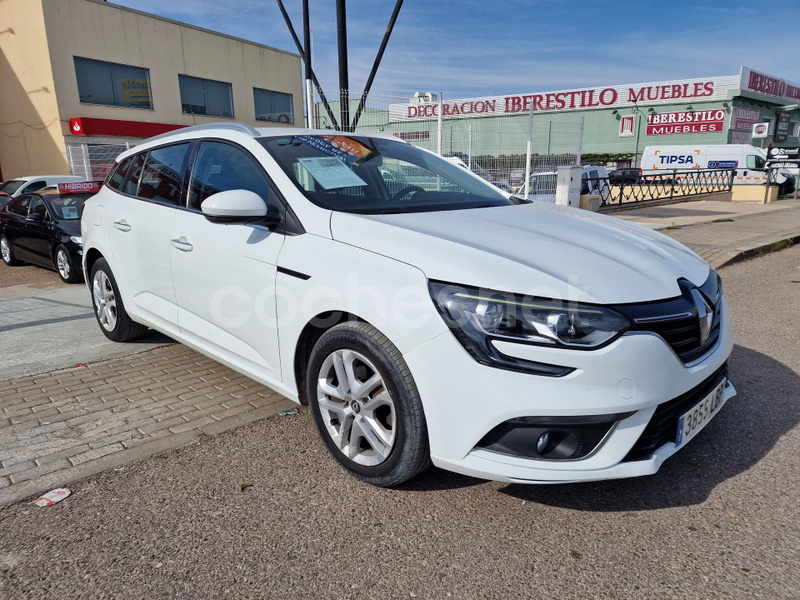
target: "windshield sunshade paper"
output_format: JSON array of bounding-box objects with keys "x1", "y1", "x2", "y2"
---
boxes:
[
  {"x1": 296, "y1": 135, "x2": 378, "y2": 166},
  {"x1": 61, "y1": 206, "x2": 80, "y2": 219},
  {"x1": 297, "y1": 157, "x2": 367, "y2": 190}
]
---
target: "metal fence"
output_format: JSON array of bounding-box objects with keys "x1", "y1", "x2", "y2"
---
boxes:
[
  {"x1": 312, "y1": 89, "x2": 585, "y2": 200},
  {"x1": 588, "y1": 169, "x2": 735, "y2": 207},
  {"x1": 67, "y1": 142, "x2": 133, "y2": 180}
]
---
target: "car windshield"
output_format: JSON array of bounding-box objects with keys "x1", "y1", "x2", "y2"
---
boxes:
[
  {"x1": 45, "y1": 194, "x2": 87, "y2": 220},
  {"x1": 0, "y1": 180, "x2": 27, "y2": 195},
  {"x1": 259, "y1": 135, "x2": 519, "y2": 214}
]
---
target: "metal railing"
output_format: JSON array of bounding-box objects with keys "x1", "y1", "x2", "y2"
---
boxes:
[{"x1": 587, "y1": 169, "x2": 735, "y2": 207}]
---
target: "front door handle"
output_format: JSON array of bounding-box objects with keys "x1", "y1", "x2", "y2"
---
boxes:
[
  {"x1": 170, "y1": 237, "x2": 193, "y2": 252},
  {"x1": 113, "y1": 220, "x2": 131, "y2": 232}
]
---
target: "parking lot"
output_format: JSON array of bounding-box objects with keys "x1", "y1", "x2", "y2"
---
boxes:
[{"x1": 0, "y1": 245, "x2": 797, "y2": 599}]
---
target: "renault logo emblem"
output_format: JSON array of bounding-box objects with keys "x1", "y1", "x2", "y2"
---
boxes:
[{"x1": 690, "y1": 289, "x2": 714, "y2": 344}]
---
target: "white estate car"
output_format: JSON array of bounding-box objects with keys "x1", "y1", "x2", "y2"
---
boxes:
[{"x1": 82, "y1": 123, "x2": 735, "y2": 486}]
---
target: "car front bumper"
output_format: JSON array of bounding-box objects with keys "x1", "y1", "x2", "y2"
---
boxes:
[{"x1": 403, "y1": 297, "x2": 735, "y2": 483}]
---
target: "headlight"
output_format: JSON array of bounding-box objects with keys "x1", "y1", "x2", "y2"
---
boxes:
[
  {"x1": 69, "y1": 236, "x2": 83, "y2": 245},
  {"x1": 429, "y1": 281, "x2": 630, "y2": 375}
]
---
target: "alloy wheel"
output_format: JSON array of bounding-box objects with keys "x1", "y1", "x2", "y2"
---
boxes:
[
  {"x1": 92, "y1": 270, "x2": 117, "y2": 332},
  {"x1": 1, "y1": 238, "x2": 10, "y2": 263},
  {"x1": 316, "y1": 349, "x2": 397, "y2": 467},
  {"x1": 56, "y1": 249, "x2": 70, "y2": 279}
]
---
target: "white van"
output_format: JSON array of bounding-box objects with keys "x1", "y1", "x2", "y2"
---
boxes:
[
  {"x1": 0, "y1": 175, "x2": 86, "y2": 199},
  {"x1": 640, "y1": 144, "x2": 794, "y2": 194},
  {"x1": 521, "y1": 166, "x2": 608, "y2": 202}
]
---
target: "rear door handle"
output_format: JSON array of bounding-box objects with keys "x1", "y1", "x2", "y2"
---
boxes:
[
  {"x1": 170, "y1": 237, "x2": 193, "y2": 252},
  {"x1": 113, "y1": 220, "x2": 131, "y2": 232}
]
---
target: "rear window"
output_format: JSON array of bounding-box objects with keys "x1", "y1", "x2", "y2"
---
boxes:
[
  {"x1": 45, "y1": 194, "x2": 89, "y2": 220},
  {"x1": 106, "y1": 157, "x2": 134, "y2": 191}
]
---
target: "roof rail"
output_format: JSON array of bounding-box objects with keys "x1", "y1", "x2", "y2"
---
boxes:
[{"x1": 146, "y1": 122, "x2": 260, "y2": 143}]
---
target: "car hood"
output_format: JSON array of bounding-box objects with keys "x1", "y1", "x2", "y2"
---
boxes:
[{"x1": 330, "y1": 203, "x2": 709, "y2": 304}]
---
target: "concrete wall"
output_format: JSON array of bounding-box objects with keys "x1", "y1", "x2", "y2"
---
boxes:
[{"x1": 0, "y1": 0, "x2": 67, "y2": 178}]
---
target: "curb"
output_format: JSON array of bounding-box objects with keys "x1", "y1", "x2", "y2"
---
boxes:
[{"x1": 719, "y1": 234, "x2": 800, "y2": 269}]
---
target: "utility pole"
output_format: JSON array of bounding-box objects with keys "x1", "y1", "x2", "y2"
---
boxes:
[
  {"x1": 302, "y1": 0, "x2": 313, "y2": 128},
  {"x1": 336, "y1": 0, "x2": 350, "y2": 131}
]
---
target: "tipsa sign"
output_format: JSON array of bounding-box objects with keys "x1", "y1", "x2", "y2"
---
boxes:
[{"x1": 646, "y1": 110, "x2": 726, "y2": 136}]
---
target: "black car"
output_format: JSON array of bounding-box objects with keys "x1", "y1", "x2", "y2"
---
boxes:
[
  {"x1": 608, "y1": 167, "x2": 642, "y2": 185},
  {"x1": 0, "y1": 184, "x2": 98, "y2": 283}
]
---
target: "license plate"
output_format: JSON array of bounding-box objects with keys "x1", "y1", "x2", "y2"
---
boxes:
[{"x1": 675, "y1": 378, "x2": 727, "y2": 448}]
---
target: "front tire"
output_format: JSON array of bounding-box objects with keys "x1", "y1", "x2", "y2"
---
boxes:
[
  {"x1": 55, "y1": 245, "x2": 82, "y2": 283},
  {"x1": 307, "y1": 322, "x2": 431, "y2": 487},
  {"x1": 90, "y1": 258, "x2": 148, "y2": 342},
  {"x1": 1, "y1": 236, "x2": 20, "y2": 266}
]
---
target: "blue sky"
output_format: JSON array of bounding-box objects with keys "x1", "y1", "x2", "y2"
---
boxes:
[{"x1": 113, "y1": 0, "x2": 800, "y2": 98}]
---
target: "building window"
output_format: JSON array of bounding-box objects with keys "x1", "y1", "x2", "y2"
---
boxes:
[
  {"x1": 74, "y1": 57, "x2": 153, "y2": 109},
  {"x1": 179, "y1": 75, "x2": 234, "y2": 118},
  {"x1": 254, "y1": 88, "x2": 294, "y2": 124}
]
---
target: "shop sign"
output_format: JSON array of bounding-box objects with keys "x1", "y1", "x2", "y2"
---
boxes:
[
  {"x1": 775, "y1": 113, "x2": 792, "y2": 143},
  {"x1": 752, "y1": 122, "x2": 770, "y2": 138},
  {"x1": 742, "y1": 67, "x2": 800, "y2": 102},
  {"x1": 120, "y1": 79, "x2": 151, "y2": 106},
  {"x1": 388, "y1": 75, "x2": 738, "y2": 122},
  {"x1": 645, "y1": 109, "x2": 725, "y2": 136},
  {"x1": 768, "y1": 146, "x2": 800, "y2": 159},
  {"x1": 731, "y1": 131, "x2": 751, "y2": 144},
  {"x1": 731, "y1": 107, "x2": 760, "y2": 131}
]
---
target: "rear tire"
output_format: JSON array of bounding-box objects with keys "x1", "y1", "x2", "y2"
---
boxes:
[
  {"x1": 90, "y1": 258, "x2": 148, "y2": 342},
  {"x1": 1, "y1": 236, "x2": 20, "y2": 266},
  {"x1": 307, "y1": 322, "x2": 431, "y2": 487},
  {"x1": 55, "y1": 245, "x2": 82, "y2": 283}
]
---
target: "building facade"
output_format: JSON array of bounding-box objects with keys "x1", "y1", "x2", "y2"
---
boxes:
[
  {"x1": 0, "y1": 0, "x2": 303, "y2": 180},
  {"x1": 330, "y1": 67, "x2": 800, "y2": 165}
]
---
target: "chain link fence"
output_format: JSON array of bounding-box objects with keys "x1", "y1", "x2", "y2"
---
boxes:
[{"x1": 311, "y1": 89, "x2": 585, "y2": 201}]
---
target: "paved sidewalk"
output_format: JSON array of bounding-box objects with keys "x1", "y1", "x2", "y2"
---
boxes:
[
  {"x1": 617, "y1": 199, "x2": 800, "y2": 270},
  {"x1": 0, "y1": 284, "x2": 170, "y2": 381},
  {"x1": 0, "y1": 344, "x2": 295, "y2": 507}
]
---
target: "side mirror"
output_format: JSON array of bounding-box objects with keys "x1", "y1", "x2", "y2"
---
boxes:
[
  {"x1": 201, "y1": 189, "x2": 279, "y2": 227},
  {"x1": 26, "y1": 213, "x2": 43, "y2": 223}
]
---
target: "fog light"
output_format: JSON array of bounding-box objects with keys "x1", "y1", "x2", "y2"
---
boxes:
[
  {"x1": 536, "y1": 432, "x2": 550, "y2": 454},
  {"x1": 476, "y1": 412, "x2": 634, "y2": 461}
]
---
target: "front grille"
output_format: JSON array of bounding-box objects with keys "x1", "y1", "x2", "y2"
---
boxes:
[
  {"x1": 622, "y1": 362, "x2": 728, "y2": 462},
  {"x1": 643, "y1": 309, "x2": 722, "y2": 363},
  {"x1": 614, "y1": 272, "x2": 723, "y2": 364}
]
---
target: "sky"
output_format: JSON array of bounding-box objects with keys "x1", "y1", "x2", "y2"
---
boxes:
[{"x1": 112, "y1": 0, "x2": 800, "y2": 99}]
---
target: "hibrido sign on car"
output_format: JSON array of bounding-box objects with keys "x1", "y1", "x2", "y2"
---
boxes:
[{"x1": 80, "y1": 123, "x2": 735, "y2": 486}]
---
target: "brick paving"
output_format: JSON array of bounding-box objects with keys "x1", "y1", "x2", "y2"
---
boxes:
[{"x1": 0, "y1": 344, "x2": 295, "y2": 506}]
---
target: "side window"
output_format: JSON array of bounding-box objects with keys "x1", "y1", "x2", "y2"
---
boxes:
[
  {"x1": 745, "y1": 155, "x2": 766, "y2": 169},
  {"x1": 123, "y1": 153, "x2": 146, "y2": 196},
  {"x1": 136, "y1": 143, "x2": 190, "y2": 205},
  {"x1": 7, "y1": 196, "x2": 30, "y2": 216},
  {"x1": 25, "y1": 181, "x2": 46, "y2": 193},
  {"x1": 106, "y1": 157, "x2": 134, "y2": 191},
  {"x1": 28, "y1": 197, "x2": 47, "y2": 219},
  {"x1": 188, "y1": 142, "x2": 271, "y2": 211}
]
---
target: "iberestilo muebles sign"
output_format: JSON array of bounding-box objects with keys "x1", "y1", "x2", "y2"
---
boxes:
[
  {"x1": 645, "y1": 110, "x2": 726, "y2": 136},
  {"x1": 389, "y1": 74, "x2": 741, "y2": 122}
]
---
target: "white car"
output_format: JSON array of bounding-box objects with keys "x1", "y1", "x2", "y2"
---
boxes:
[
  {"x1": 0, "y1": 175, "x2": 86, "y2": 199},
  {"x1": 82, "y1": 123, "x2": 735, "y2": 486}
]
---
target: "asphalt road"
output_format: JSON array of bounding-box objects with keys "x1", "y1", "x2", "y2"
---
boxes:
[{"x1": 1, "y1": 247, "x2": 799, "y2": 600}]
